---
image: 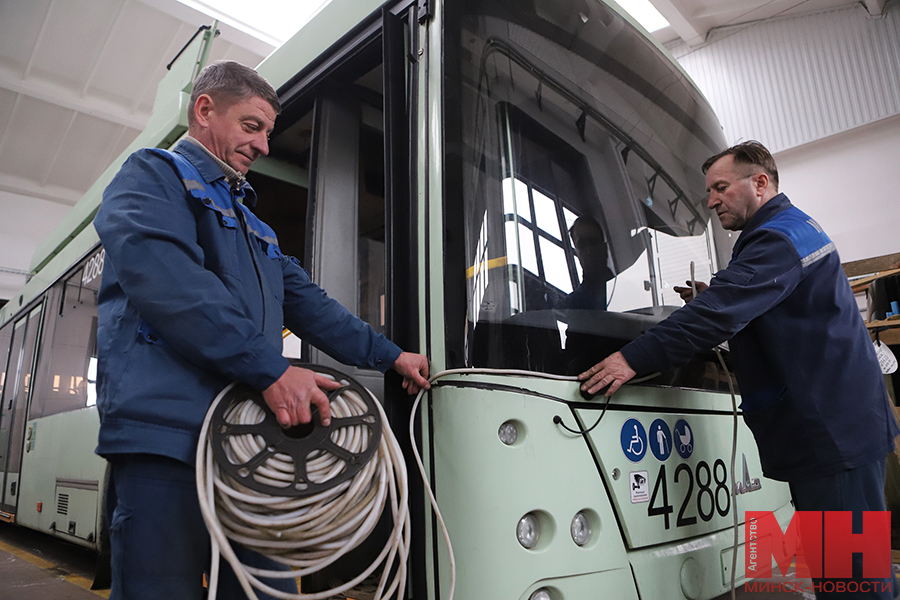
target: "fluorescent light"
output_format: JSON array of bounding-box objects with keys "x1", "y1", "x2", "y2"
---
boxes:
[
  {"x1": 176, "y1": 0, "x2": 332, "y2": 46},
  {"x1": 181, "y1": 0, "x2": 670, "y2": 45},
  {"x1": 615, "y1": 0, "x2": 670, "y2": 32}
]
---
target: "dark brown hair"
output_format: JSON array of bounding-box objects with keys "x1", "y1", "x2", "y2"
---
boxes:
[{"x1": 702, "y1": 141, "x2": 779, "y2": 190}]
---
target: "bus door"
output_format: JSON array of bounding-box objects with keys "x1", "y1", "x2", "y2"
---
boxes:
[
  {"x1": 306, "y1": 89, "x2": 390, "y2": 399},
  {"x1": 247, "y1": 82, "x2": 392, "y2": 394},
  {"x1": 0, "y1": 303, "x2": 43, "y2": 518},
  {"x1": 251, "y1": 7, "x2": 414, "y2": 423},
  {"x1": 0, "y1": 321, "x2": 12, "y2": 519},
  {"x1": 247, "y1": 9, "x2": 416, "y2": 591}
]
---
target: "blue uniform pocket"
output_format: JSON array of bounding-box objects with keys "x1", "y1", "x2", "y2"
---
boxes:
[{"x1": 714, "y1": 263, "x2": 756, "y2": 286}]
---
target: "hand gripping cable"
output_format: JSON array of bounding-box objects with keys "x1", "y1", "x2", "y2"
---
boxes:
[{"x1": 196, "y1": 364, "x2": 410, "y2": 600}]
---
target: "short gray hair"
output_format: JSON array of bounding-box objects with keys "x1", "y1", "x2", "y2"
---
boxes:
[{"x1": 188, "y1": 60, "x2": 281, "y2": 126}]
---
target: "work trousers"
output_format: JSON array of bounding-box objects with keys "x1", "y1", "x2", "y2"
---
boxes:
[
  {"x1": 789, "y1": 456, "x2": 898, "y2": 600},
  {"x1": 105, "y1": 453, "x2": 299, "y2": 600}
]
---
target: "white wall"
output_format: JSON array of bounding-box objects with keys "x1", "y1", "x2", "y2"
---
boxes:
[
  {"x1": 669, "y1": 2, "x2": 900, "y2": 155},
  {"x1": 668, "y1": 2, "x2": 900, "y2": 265},
  {"x1": 0, "y1": 191, "x2": 69, "y2": 301},
  {"x1": 775, "y1": 113, "x2": 900, "y2": 263}
]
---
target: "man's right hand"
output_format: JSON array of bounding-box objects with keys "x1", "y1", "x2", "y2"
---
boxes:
[
  {"x1": 673, "y1": 280, "x2": 708, "y2": 303},
  {"x1": 262, "y1": 366, "x2": 342, "y2": 428}
]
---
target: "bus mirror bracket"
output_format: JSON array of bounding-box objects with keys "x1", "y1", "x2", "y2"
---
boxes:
[{"x1": 418, "y1": 0, "x2": 434, "y2": 23}]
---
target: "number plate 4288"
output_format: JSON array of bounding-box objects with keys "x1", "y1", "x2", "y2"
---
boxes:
[{"x1": 648, "y1": 459, "x2": 730, "y2": 529}]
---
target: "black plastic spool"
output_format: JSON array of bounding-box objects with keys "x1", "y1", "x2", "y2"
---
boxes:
[{"x1": 210, "y1": 364, "x2": 383, "y2": 497}]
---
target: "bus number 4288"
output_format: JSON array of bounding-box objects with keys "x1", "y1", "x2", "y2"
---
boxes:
[{"x1": 648, "y1": 460, "x2": 730, "y2": 529}]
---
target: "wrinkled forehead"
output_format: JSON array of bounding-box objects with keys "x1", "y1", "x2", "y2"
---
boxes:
[
  {"x1": 706, "y1": 155, "x2": 758, "y2": 183},
  {"x1": 715, "y1": 154, "x2": 767, "y2": 178}
]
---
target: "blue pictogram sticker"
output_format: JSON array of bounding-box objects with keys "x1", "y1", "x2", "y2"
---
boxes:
[
  {"x1": 649, "y1": 419, "x2": 672, "y2": 461},
  {"x1": 674, "y1": 419, "x2": 694, "y2": 459},
  {"x1": 620, "y1": 418, "x2": 647, "y2": 462}
]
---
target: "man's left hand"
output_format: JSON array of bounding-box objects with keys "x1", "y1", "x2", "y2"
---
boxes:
[
  {"x1": 578, "y1": 351, "x2": 636, "y2": 396},
  {"x1": 392, "y1": 352, "x2": 431, "y2": 395}
]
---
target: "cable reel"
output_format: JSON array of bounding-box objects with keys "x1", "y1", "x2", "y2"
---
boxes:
[
  {"x1": 197, "y1": 363, "x2": 409, "y2": 600},
  {"x1": 209, "y1": 364, "x2": 383, "y2": 498}
]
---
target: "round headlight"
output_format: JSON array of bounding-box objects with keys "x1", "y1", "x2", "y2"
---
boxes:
[
  {"x1": 571, "y1": 511, "x2": 592, "y2": 546},
  {"x1": 498, "y1": 421, "x2": 518, "y2": 445},
  {"x1": 517, "y1": 513, "x2": 541, "y2": 549},
  {"x1": 529, "y1": 589, "x2": 552, "y2": 600}
]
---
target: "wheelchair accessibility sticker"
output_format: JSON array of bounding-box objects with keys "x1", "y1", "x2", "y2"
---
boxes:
[
  {"x1": 620, "y1": 418, "x2": 647, "y2": 462},
  {"x1": 674, "y1": 419, "x2": 694, "y2": 459}
]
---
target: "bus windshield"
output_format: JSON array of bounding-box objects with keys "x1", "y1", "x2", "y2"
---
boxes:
[{"x1": 449, "y1": 0, "x2": 731, "y2": 388}]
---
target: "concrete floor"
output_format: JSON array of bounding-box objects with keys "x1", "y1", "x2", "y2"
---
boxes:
[
  {"x1": 0, "y1": 522, "x2": 106, "y2": 599},
  {"x1": 1, "y1": 520, "x2": 895, "y2": 600}
]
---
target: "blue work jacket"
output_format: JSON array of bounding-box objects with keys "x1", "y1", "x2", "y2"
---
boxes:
[
  {"x1": 94, "y1": 140, "x2": 401, "y2": 464},
  {"x1": 621, "y1": 194, "x2": 898, "y2": 481}
]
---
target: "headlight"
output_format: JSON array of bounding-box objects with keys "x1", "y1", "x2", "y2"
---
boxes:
[
  {"x1": 571, "y1": 511, "x2": 592, "y2": 546},
  {"x1": 498, "y1": 420, "x2": 518, "y2": 445},
  {"x1": 517, "y1": 513, "x2": 541, "y2": 549},
  {"x1": 529, "y1": 589, "x2": 552, "y2": 600}
]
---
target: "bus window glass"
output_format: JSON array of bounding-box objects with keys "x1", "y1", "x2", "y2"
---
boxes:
[
  {"x1": 247, "y1": 113, "x2": 312, "y2": 360},
  {"x1": 0, "y1": 323, "x2": 11, "y2": 401},
  {"x1": 358, "y1": 114, "x2": 387, "y2": 335},
  {"x1": 1, "y1": 304, "x2": 42, "y2": 510},
  {"x1": 258, "y1": 61, "x2": 388, "y2": 342},
  {"x1": 451, "y1": 0, "x2": 732, "y2": 391},
  {"x1": 0, "y1": 320, "x2": 21, "y2": 477},
  {"x1": 29, "y1": 250, "x2": 102, "y2": 419}
]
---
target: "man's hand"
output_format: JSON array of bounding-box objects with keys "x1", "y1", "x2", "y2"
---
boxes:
[
  {"x1": 262, "y1": 366, "x2": 342, "y2": 428},
  {"x1": 391, "y1": 352, "x2": 431, "y2": 395},
  {"x1": 673, "y1": 280, "x2": 708, "y2": 303},
  {"x1": 578, "y1": 351, "x2": 636, "y2": 397}
]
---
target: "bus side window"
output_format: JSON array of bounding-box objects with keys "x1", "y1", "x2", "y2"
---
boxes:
[
  {"x1": 357, "y1": 120, "x2": 386, "y2": 335},
  {"x1": 0, "y1": 323, "x2": 11, "y2": 402},
  {"x1": 29, "y1": 255, "x2": 101, "y2": 420}
]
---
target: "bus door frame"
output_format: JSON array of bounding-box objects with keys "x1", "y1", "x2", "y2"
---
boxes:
[
  {"x1": 0, "y1": 301, "x2": 45, "y2": 518},
  {"x1": 272, "y1": 3, "x2": 425, "y2": 593}
]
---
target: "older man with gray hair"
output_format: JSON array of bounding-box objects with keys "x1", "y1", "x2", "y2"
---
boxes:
[{"x1": 580, "y1": 141, "x2": 898, "y2": 599}]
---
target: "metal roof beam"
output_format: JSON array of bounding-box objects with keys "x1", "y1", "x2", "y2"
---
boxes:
[
  {"x1": 864, "y1": 0, "x2": 886, "y2": 15},
  {"x1": 0, "y1": 73, "x2": 147, "y2": 131},
  {"x1": 0, "y1": 172, "x2": 82, "y2": 206},
  {"x1": 650, "y1": 0, "x2": 708, "y2": 47}
]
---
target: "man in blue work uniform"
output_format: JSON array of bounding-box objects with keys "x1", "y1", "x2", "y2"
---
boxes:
[
  {"x1": 94, "y1": 60, "x2": 430, "y2": 600},
  {"x1": 579, "y1": 141, "x2": 898, "y2": 599}
]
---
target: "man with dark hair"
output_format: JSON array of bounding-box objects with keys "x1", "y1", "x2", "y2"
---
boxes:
[
  {"x1": 94, "y1": 60, "x2": 430, "y2": 600},
  {"x1": 561, "y1": 216, "x2": 615, "y2": 310},
  {"x1": 579, "y1": 141, "x2": 898, "y2": 599}
]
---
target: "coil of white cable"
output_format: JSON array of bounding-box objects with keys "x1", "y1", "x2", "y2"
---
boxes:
[{"x1": 196, "y1": 366, "x2": 410, "y2": 600}]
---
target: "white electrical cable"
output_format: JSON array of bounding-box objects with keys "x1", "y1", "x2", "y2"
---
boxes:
[
  {"x1": 409, "y1": 357, "x2": 733, "y2": 600},
  {"x1": 690, "y1": 262, "x2": 741, "y2": 600},
  {"x1": 408, "y1": 367, "x2": 659, "y2": 600},
  {"x1": 196, "y1": 378, "x2": 411, "y2": 600},
  {"x1": 197, "y1": 346, "x2": 738, "y2": 600},
  {"x1": 408, "y1": 367, "x2": 581, "y2": 600}
]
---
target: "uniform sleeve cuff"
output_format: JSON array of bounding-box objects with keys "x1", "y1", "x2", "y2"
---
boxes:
[
  {"x1": 621, "y1": 335, "x2": 671, "y2": 376},
  {"x1": 373, "y1": 339, "x2": 403, "y2": 374}
]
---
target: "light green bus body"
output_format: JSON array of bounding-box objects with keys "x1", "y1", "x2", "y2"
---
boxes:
[
  {"x1": 0, "y1": 25, "x2": 212, "y2": 548},
  {"x1": 0, "y1": 1, "x2": 794, "y2": 597}
]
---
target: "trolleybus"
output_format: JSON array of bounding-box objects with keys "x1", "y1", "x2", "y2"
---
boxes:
[{"x1": 0, "y1": 0, "x2": 794, "y2": 598}]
